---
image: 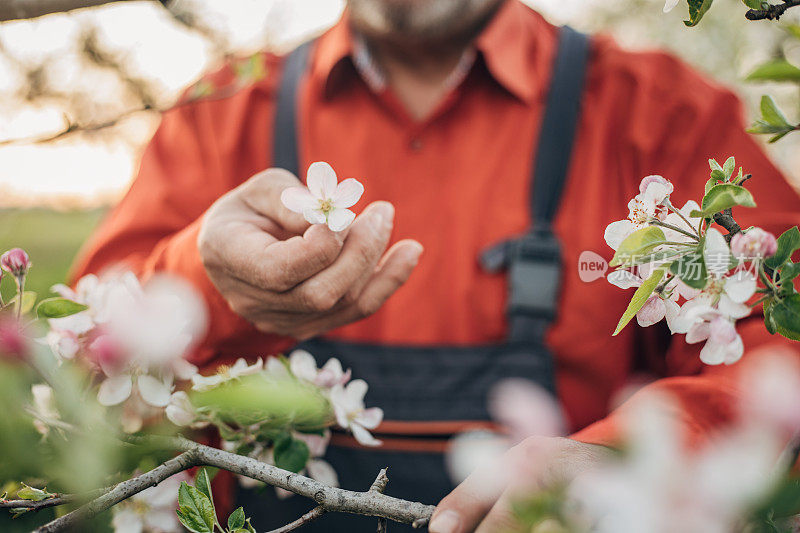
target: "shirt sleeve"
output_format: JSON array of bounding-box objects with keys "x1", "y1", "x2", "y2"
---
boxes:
[
  {"x1": 572, "y1": 50, "x2": 800, "y2": 449},
  {"x1": 70, "y1": 88, "x2": 293, "y2": 367}
]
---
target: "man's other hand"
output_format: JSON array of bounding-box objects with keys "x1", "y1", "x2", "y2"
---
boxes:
[
  {"x1": 198, "y1": 168, "x2": 423, "y2": 339},
  {"x1": 430, "y1": 437, "x2": 611, "y2": 533}
]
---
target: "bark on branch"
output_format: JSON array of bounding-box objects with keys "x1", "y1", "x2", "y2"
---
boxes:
[
  {"x1": 745, "y1": 0, "x2": 800, "y2": 20},
  {"x1": 34, "y1": 437, "x2": 436, "y2": 533}
]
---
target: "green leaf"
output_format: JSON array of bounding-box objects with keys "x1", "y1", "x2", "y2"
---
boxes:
[
  {"x1": 690, "y1": 184, "x2": 756, "y2": 218},
  {"x1": 195, "y1": 468, "x2": 215, "y2": 518},
  {"x1": 684, "y1": 0, "x2": 714, "y2": 26},
  {"x1": 16, "y1": 483, "x2": 53, "y2": 502},
  {"x1": 245, "y1": 518, "x2": 257, "y2": 533},
  {"x1": 760, "y1": 479, "x2": 800, "y2": 519},
  {"x1": 177, "y1": 482, "x2": 215, "y2": 533},
  {"x1": 710, "y1": 169, "x2": 726, "y2": 182},
  {"x1": 746, "y1": 59, "x2": 800, "y2": 83},
  {"x1": 780, "y1": 261, "x2": 800, "y2": 282},
  {"x1": 273, "y1": 433, "x2": 310, "y2": 473},
  {"x1": 766, "y1": 227, "x2": 800, "y2": 270},
  {"x1": 669, "y1": 251, "x2": 708, "y2": 289},
  {"x1": 771, "y1": 294, "x2": 800, "y2": 340},
  {"x1": 612, "y1": 267, "x2": 666, "y2": 336},
  {"x1": 228, "y1": 507, "x2": 246, "y2": 531},
  {"x1": 722, "y1": 156, "x2": 735, "y2": 178},
  {"x1": 610, "y1": 227, "x2": 668, "y2": 267},
  {"x1": 8, "y1": 291, "x2": 37, "y2": 315},
  {"x1": 764, "y1": 300, "x2": 777, "y2": 335},
  {"x1": 35, "y1": 298, "x2": 88, "y2": 319},
  {"x1": 747, "y1": 120, "x2": 795, "y2": 143},
  {"x1": 741, "y1": 0, "x2": 765, "y2": 8},
  {"x1": 709, "y1": 158, "x2": 723, "y2": 172},
  {"x1": 761, "y1": 95, "x2": 791, "y2": 127}
]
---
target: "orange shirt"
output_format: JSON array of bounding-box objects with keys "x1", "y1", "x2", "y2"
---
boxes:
[{"x1": 72, "y1": 0, "x2": 800, "y2": 447}]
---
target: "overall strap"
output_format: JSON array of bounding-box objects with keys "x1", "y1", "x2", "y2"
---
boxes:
[
  {"x1": 273, "y1": 41, "x2": 312, "y2": 177},
  {"x1": 482, "y1": 26, "x2": 590, "y2": 342}
]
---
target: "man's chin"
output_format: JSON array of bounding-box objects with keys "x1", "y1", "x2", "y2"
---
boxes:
[{"x1": 346, "y1": 0, "x2": 503, "y2": 44}]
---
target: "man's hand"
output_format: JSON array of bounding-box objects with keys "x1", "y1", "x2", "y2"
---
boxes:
[
  {"x1": 430, "y1": 437, "x2": 610, "y2": 533},
  {"x1": 198, "y1": 168, "x2": 423, "y2": 339}
]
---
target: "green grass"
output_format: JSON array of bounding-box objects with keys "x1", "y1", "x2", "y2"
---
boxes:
[{"x1": 0, "y1": 208, "x2": 106, "y2": 302}]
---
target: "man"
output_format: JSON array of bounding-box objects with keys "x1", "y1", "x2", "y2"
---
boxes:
[{"x1": 73, "y1": 0, "x2": 800, "y2": 531}]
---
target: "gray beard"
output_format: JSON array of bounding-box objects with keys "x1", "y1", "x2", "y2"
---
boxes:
[{"x1": 346, "y1": 0, "x2": 502, "y2": 43}]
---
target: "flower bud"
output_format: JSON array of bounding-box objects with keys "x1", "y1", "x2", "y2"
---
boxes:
[
  {"x1": 730, "y1": 228, "x2": 778, "y2": 260},
  {"x1": 1, "y1": 248, "x2": 30, "y2": 278},
  {"x1": 638, "y1": 175, "x2": 674, "y2": 198}
]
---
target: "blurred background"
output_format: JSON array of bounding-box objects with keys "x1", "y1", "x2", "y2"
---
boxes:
[{"x1": 0, "y1": 0, "x2": 798, "y2": 299}]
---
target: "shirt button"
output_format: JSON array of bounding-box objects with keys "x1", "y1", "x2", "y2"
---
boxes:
[{"x1": 409, "y1": 138, "x2": 423, "y2": 151}]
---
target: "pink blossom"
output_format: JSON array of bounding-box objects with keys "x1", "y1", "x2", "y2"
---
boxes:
[
  {"x1": 0, "y1": 248, "x2": 29, "y2": 278},
  {"x1": 488, "y1": 379, "x2": 563, "y2": 443},
  {"x1": 638, "y1": 175, "x2": 674, "y2": 199},
  {"x1": 730, "y1": 228, "x2": 778, "y2": 261},
  {"x1": 281, "y1": 162, "x2": 364, "y2": 232},
  {"x1": 330, "y1": 379, "x2": 383, "y2": 446},
  {"x1": 0, "y1": 319, "x2": 28, "y2": 360}
]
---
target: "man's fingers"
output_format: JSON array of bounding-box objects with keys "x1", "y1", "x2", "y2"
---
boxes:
[
  {"x1": 351, "y1": 239, "x2": 422, "y2": 317},
  {"x1": 288, "y1": 239, "x2": 423, "y2": 339},
  {"x1": 474, "y1": 490, "x2": 526, "y2": 533},
  {"x1": 240, "y1": 167, "x2": 310, "y2": 234},
  {"x1": 216, "y1": 222, "x2": 344, "y2": 292},
  {"x1": 285, "y1": 201, "x2": 396, "y2": 312}
]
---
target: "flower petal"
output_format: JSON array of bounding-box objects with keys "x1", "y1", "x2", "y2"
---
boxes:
[
  {"x1": 724, "y1": 270, "x2": 756, "y2": 304},
  {"x1": 331, "y1": 178, "x2": 364, "y2": 208},
  {"x1": 303, "y1": 208, "x2": 327, "y2": 225},
  {"x1": 604, "y1": 220, "x2": 636, "y2": 251},
  {"x1": 112, "y1": 508, "x2": 144, "y2": 533},
  {"x1": 137, "y1": 375, "x2": 172, "y2": 407},
  {"x1": 663, "y1": 0, "x2": 680, "y2": 12},
  {"x1": 700, "y1": 339, "x2": 727, "y2": 365},
  {"x1": 281, "y1": 187, "x2": 318, "y2": 213},
  {"x1": 345, "y1": 379, "x2": 369, "y2": 407},
  {"x1": 172, "y1": 358, "x2": 198, "y2": 381},
  {"x1": 636, "y1": 296, "x2": 666, "y2": 327},
  {"x1": 97, "y1": 375, "x2": 133, "y2": 406},
  {"x1": 307, "y1": 459, "x2": 339, "y2": 487},
  {"x1": 718, "y1": 294, "x2": 751, "y2": 319},
  {"x1": 357, "y1": 407, "x2": 384, "y2": 430},
  {"x1": 607, "y1": 269, "x2": 642, "y2": 290},
  {"x1": 351, "y1": 423, "x2": 382, "y2": 447},
  {"x1": 307, "y1": 161, "x2": 337, "y2": 199},
  {"x1": 703, "y1": 228, "x2": 731, "y2": 277},
  {"x1": 289, "y1": 349, "x2": 319, "y2": 382},
  {"x1": 327, "y1": 208, "x2": 356, "y2": 232}
]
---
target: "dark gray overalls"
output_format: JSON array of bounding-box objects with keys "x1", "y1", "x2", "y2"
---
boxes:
[{"x1": 238, "y1": 26, "x2": 590, "y2": 532}]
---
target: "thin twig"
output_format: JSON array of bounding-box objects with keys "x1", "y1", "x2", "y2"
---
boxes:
[
  {"x1": 265, "y1": 506, "x2": 325, "y2": 533},
  {"x1": 649, "y1": 219, "x2": 700, "y2": 241},
  {"x1": 36, "y1": 437, "x2": 436, "y2": 533},
  {"x1": 35, "y1": 451, "x2": 199, "y2": 533},
  {"x1": 746, "y1": 0, "x2": 800, "y2": 20},
  {"x1": 713, "y1": 208, "x2": 742, "y2": 243}
]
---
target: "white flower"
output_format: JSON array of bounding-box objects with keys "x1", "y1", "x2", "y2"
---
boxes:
[
  {"x1": 663, "y1": 0, "x2": 680, "y2": 12},
  {"x1": 165, "y1": 391, "x2": 202, "y2": 427},
  {"x1": 683, "y1": 306, "x2": 745, "y2": 365},
  {"x1": 280, "y1": 162, "x2": 364, "y2": 232},
  {"x1": 295, "y1": 430, "x2": 339, "y2": 488},
  {"x1": 30, "y1": 384, "x2": 59, "y2": 436},
  {"x1": 604, "y1": 176, "x2": 672, "y2": 250},
  {"x1": 97, "y1": 373, "x2": 174, "y2": 408},
  {"x1": 330, "y1": 379, "x2": 383, "y2": 446},
  {"x1": 191, "y1": 357, "x2": 263, "y2": 391},
  {"x1": 112, "y1": 472, "x2": 189, "y2": 533},
  {"x1": 286, "y1": 350, "x2": 351, "y2": 388}
]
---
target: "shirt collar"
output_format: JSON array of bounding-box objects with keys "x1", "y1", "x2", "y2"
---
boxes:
[{"x1": 311, "y1": 0, "x2": 555, "y2": 104}]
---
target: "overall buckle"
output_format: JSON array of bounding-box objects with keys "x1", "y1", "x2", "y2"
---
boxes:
[{"x1": 481, "y1": 231, "x2": 562, "y2": 321}]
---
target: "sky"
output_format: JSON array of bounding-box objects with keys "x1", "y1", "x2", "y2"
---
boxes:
[{"x1": 0, "y1": 0, "x2": 796, "y2": 208}]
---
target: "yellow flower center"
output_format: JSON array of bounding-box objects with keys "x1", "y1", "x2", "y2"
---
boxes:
[{"x1": 318, "y1": 198, "x2": 333, "y2": 214}]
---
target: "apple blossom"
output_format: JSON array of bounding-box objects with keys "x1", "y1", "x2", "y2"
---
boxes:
[
  {"x1": 295, "y1": 430, "x2": 339, "y2": 488},
  {"x1": 1, "y1": 247, "x2": 30, "y2": 278},
  {"x1": 191, "y1": 357, "x2": 263, "y2": 391},
  {"x1": 280, "y1": 162, "x2": 364, "y2": 232},
  {"x1": 0, "y1": 318, "x2": 28, "y2": 360},
  {"x1": 683, "y1": 307, "x2": 744, "y2": 365},
  {"x1": 604, "y1": 176, "x2": 673, "y2": 250},
  {"x1": 165, "y1": 391, "x2": 202, "y2": 427},
  {"x1": 660, "y1": 200, "x2": 701, "y2": 243},
  {"x1": 285, "y1": 349, "x2": 351, "y2": 388},
  {"x1": 730, "y1": 227, "x2": 778, "y2": 261},
  {"x1": 607, "y1": 269, "x2": 682, "y2": 331},
  {"x1": 330, "y1": 379, "x2": 383, "y2": 446}
]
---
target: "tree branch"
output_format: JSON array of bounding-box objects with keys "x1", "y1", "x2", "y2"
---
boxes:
[
  {"x1": 35, "y1": 450, "x2": 199, "y2": 533},
  {"x1": 745, "y1": 0, "x2": 800, "y2": 20},
  {"x1": 713, "y1": 208, "x2": 742, "y2": 243},
  {"x1": 35, "y1": 438, "x2": 436, "y2": 533},
  {"x1": 0, "y1": 0, "x2": 145, "y2": 21},
  {"x1": 0, "y1": 486, "x2": 107, "y2": 511}
]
